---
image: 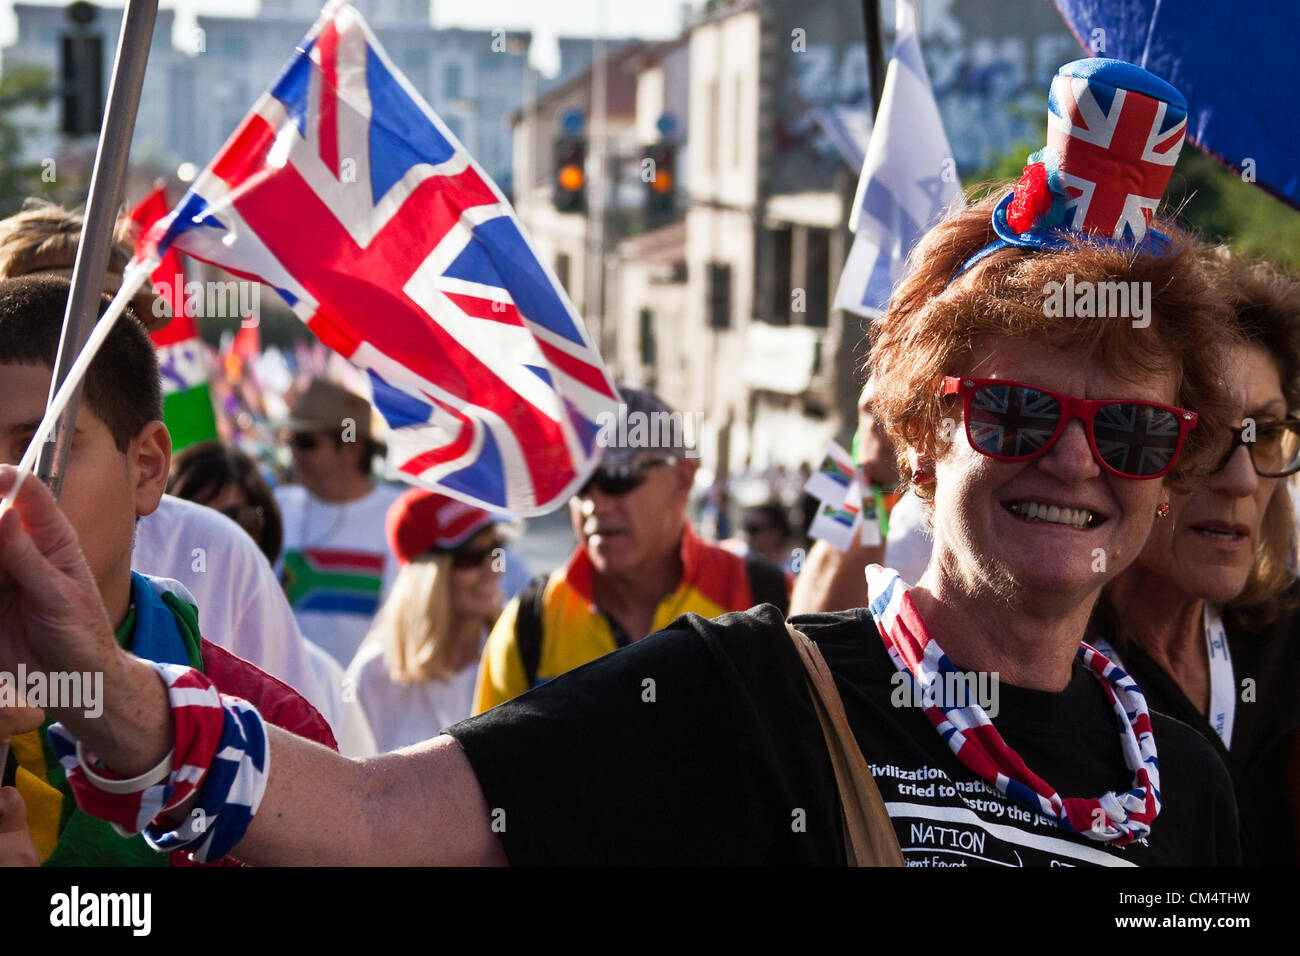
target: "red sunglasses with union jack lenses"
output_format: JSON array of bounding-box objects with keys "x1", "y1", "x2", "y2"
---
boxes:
[{"x1": 941, "y1": 377, "x2": 1198, "y2": 480}]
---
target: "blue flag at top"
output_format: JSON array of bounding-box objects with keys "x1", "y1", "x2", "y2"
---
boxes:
[{"x1": 1054, "y1": 0, "x2": 1300, "y2": 210}]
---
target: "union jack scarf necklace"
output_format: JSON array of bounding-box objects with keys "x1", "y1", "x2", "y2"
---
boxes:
[{"x1": 865, "y1": 565, "x2": 1161, "y2": 844}]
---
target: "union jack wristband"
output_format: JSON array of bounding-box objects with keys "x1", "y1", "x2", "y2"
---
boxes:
[
  {"x1": 47, "y1": 660, "x2": 270, "y2": 862},
  {"x1": 143, "y1": 694, "x2": 270, "y2": 863},
  {"x1": 48, "y1": 661, "x2": 227, "y2": 835}
]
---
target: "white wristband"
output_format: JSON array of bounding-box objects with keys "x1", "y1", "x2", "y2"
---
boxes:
[{"x1": 76, "y1": 739, "x2": 173, "y2": 795}]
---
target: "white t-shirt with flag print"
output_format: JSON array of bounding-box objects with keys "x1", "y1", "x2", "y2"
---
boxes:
[
  {"x1": 132, "y1": 494, "x2": 376, "y2": 754},
  {"x1": 275, "y1": 482, "x2": 404, "y2": 667}
]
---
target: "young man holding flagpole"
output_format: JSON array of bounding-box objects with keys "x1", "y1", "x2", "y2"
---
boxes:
[
  {"x1": 0, "y1": 203, "x2": 355, "y2": 749},
  {"x1": 0, "y1": 275, "x2": 339, "y2": 865},
  {"x1": 1, "y1": 0, "x2": 620, "y2": 860}
]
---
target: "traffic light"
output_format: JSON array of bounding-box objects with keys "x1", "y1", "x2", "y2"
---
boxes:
[
  {"x1": 643, "y1": 142, "x2": 676, "y2": 220},
  {"x1": 61, "y1": 2, "x2": 103, "y2": 136},
  {"x1": 553, "y1": 137, "x2": 586, "y2": 214}
]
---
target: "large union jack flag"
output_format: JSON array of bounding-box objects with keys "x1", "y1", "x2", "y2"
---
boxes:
[
  {"x1": 141, "y1": 0, "x2": 618, "y2": 515},
  {"x1": 1045, "y1": 64, "x2": 1187, "y2": 244}
]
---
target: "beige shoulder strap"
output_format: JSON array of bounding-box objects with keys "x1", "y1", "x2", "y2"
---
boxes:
[{"x1": 786, "y1": 622, "x2": 904, "y2": 867}]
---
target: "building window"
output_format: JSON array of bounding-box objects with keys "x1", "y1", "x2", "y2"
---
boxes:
[
  {"x1": 639, "y1": 308, "x2": 657, "y2": 367},
  {"x1": 219, "y1": 34, "x2": 249, "y2": 59},
  {"x1": 396, "y1": 47, "x2": 426, "y2": 85},
  {"x1": 733, "y1": 74, "x2": 743, "y2": 169},
  {"x1": 443, "y1": 63, "x2": 463, "y2": 100},
  {"x1": 708, "y1": 262, "x2": 732, "y2": 330},
  {"x1": 768, "y1": 226, "x2": 792, "y2": 325},
  {"x1": 443, "y1": 114, "x2": 465, "y2": 144},
  {"x1": 168, "y1": 66, "x2": 197, "y2": 150},
  {"x1": 555, "y1": 253, "x2": 571, "y2": 293},
  {"x1": 396, "y1": 0, "x2": 427, "y2": 21},
  {"x1": 805, "y1": 228, "x2": 830, "y2": 327}
]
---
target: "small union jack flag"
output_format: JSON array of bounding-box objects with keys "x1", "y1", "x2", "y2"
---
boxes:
[
  {"x1": 970, "y1": 384, "x2": 1058, "y2": 457},
  {"x1": 1045, "y1": 59, "x2": 1187, "y2": 244},
  {"x1": 140, "y1": 0, "x2": 619, "y2": 515},
  {"x1": 1093, "y1": 403, "x2": 1181, "y2": 477}
]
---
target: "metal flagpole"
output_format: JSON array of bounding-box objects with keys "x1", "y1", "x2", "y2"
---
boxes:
[
  {"x1": 862, "y1": 0, "x2": 886, "y2": 121},
  {"x1": 35, "y1": 0, "x2": 159, "y2": 499},
  {"x1": 587, "y1": 0, "x2": 608, "y2": 357}
]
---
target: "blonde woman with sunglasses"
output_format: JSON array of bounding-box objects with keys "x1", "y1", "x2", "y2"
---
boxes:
[{"x1": 345, "y1": 490, "x2": 506, "y2": 753}]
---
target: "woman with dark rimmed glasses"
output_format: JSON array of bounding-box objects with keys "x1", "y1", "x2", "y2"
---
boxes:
[{"x1": 1097, "y1": 255, "x2": 1300, "y2": 865}]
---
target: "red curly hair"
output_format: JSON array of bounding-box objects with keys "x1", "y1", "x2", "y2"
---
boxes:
[{"x1": 867, "y1": 189, "x2": 1240, "y2": 505}]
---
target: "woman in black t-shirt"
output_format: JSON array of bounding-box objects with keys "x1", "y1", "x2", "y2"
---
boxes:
[
  {"x1": 0, "y1": 59, "x2": 1250, "y2": 866},
  {"x1": 1101, "y1": 255, "x2": 1300, "y2": 865}
]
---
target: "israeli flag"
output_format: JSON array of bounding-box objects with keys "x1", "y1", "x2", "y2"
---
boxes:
[{"x1": 834, "y1": 0, "x2": 964, "y2": 319}]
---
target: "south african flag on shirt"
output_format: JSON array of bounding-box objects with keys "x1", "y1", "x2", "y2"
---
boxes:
[
  {"x1": 281, "y1": 548, "x2": 385, "y2": 616},
  {"x1": 273, "y1": 482, "x2": 402, "y2": 664}
]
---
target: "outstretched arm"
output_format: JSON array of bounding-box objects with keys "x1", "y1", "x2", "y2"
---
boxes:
[
  {"x1": 233, "y1": 728, "x2": 505, "y2": 865},
  {"x1": 0, "y1": 466, "x2": 505, "y2": 866}
]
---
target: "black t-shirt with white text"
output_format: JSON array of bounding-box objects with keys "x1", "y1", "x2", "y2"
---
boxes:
[{"x1": 447, "y1": 604, "x2": 1240, "y2": 866}]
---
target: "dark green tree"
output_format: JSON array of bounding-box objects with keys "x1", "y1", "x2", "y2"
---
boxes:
[
  {"x1": 0, "y1": 62, "x2": 63, "y2": 214},
  {"x1": 966, "y1": 143, "x2": 1300, "y2": 269}
]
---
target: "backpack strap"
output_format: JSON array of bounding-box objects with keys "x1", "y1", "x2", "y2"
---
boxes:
[{"x1": 514, "y1": 573, "x2": 550, "y2": 689}]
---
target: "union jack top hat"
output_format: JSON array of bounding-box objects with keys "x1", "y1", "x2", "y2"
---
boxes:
[{"x1": 960, "y1": 58, "x2": 1188, "y2": 275}]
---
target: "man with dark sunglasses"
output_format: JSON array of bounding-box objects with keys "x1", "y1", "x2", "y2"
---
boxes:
[{"x1": 473, "y1": 386, "x2": 791, "y2": 712}]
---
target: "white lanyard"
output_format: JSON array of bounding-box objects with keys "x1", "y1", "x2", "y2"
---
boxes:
[
  {"x1": 1090, "y1": 606, "x2": 1234, "y2": 748},
  {"x1": 1203, "y1": 605, "x2": 1235, "y2": 749}
]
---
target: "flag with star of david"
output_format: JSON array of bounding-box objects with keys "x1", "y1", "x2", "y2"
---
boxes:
[
  {"x1": 139, "y1": 0, "x2": 619, "y2": 516},
  {"x1": 833, "y1": 0, "x2": 963, "y2": 319}
]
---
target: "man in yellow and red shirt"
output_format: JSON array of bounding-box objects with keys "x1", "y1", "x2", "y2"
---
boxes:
[{"x1": 473, "y1": 387, "x2": 790, "y2": 712}]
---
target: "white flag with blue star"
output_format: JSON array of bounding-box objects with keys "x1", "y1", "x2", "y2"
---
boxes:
[{"x1": 834, "y1": 0, "x2": 963, "y2": 319}]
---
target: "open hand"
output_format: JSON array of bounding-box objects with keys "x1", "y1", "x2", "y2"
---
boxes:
[{"x1": 0, "y1": 465, "x2": 121, "y2": 721}]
